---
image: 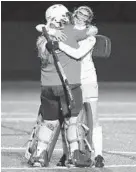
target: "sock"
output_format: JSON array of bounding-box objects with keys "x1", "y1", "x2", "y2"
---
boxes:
[
  {"x1": 92, "y1": 126, "x2": 103, "y2": 157},
  {"x1": 70, "y1": 142, "x2": 78, "y2": 154},
  {"x1": 61, "y1": 128, "x2": 68, "y2": 155}
]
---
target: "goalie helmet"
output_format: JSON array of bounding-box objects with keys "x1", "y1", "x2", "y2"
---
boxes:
[{"x1": 45, "y1": 4, "x2": 70, "y2": 28}]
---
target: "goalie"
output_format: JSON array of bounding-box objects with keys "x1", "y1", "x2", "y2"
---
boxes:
[{"x1": 25, "y1": 4, "x2": 95, "y2": 168}]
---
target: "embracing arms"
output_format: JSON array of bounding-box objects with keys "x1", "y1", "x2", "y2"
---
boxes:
[
  {"x1": 36, "y1": 24, "x2": 67, "y2": 41},
  {"x1": 36, "y1": 24, "x2": 98, "y2": 60},
  {"x1": 59, "y1": 36, "x2": 96, "y2": 60},
  {"x1": 58, "y1": 25, "x2": 98, "y2": 60}
]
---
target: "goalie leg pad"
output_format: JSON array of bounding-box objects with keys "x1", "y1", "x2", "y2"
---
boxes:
[
  {"x1": 25, "y1": 113, "x2": 43, "y2": 160},
  {"x1": 65, "y1": 111, "x2": 92, "y2": 167},
  {"x1": 66, "y1": 117, "x2": 79, "y2": 154},
  {"x1": 29, "y1": 120, "x2": 60, "y2": 167}
]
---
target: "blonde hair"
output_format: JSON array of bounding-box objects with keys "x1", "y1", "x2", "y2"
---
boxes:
[{"x1": 73, "y1": 6, "x2": 94, "y2": 26}]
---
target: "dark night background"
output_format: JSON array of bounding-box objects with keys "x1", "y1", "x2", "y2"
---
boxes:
[{"x1": 1, "y1": 1, "x2": 136, "y2": 81}]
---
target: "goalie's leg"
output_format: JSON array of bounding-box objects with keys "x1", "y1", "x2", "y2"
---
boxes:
[
  {"x1": 25, "y1": 107, "x2": 43, "y2": 160},
  {"x1": 28, "y1": 119, "x2": 60, "y2": 167},
  {"x1": 27, "y1": 86, "x2": 62, "y2": 167},
  {"x1": 64, "y1": 113, "x2": 92, "y2": 167},
  {"x1": 57, "y1": 85, "x2": 93, "y2": 167}
]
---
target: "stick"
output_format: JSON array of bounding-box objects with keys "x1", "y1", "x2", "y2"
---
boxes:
[{"x1": 42, "y1": 27, "x2": 75, "y2": 117}]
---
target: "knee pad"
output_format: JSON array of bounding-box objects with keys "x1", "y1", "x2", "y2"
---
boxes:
[
  {"x1": 35, "y1": 122, "x2": 53, "y2": 156},
  {"x1": 65, "y1": 117, "x2": 77, "y2": 143},
  {"x1": 29, "y1": 120, "x2": 60, "y2": 167}
]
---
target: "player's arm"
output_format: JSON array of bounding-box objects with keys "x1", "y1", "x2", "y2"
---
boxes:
[
  {"x1": 59, "y1": 36, "x2": 96, "y2": 60},
  {"x1": 36, "y1": 35, "x2": 60, "y2": 67},
  {"x1": 36, "y1": 24, "x2": 67, "y2": 41},
  {"x1": 36, "y1": 35, "x2": 52, "y2": 68},
  {"x1": 86, "y1": 25, "x2": 98, "y2": 36},
  {"x1": 36, "y1": 24, "x2": 56, "y2": 36},
  {"x1": 36, "y1": 35, "x2": 48, "y2": 59}
]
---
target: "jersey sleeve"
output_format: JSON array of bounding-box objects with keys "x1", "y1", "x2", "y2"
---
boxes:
[{"x1": 59, "y1": 36, "x2": 96, "y2": 60}]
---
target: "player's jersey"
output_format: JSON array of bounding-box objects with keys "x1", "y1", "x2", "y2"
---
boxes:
[
  {"x1": 80, "y1": 43, "x2": 97, "y2": 84},
  {"x1": 40, "y1": 24, "x2": 88, "y2": 86}
]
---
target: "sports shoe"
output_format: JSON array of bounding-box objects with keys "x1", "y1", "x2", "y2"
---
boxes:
[
  {"x1": 56, "y1": 154, "x2": 67, "y2": 166},
  {"x1": 94, "y1": 155, "x2": 105, "y2": 168},
  {"x1": 72, "y1": 150, "x2": 93, "y2": 167}
]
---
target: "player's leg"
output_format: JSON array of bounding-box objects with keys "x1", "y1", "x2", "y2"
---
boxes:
[
  {"x1": 85, "y1": 98, "x2": 104, "y2": 167},
  {"x1": 27, "y1": 86, "x2": 61, "y2": 167},
  {"x1": 86, "y1": 98, "x2": 104, "y2": 167},
  {"x1": 82, "y1": 79, "x2": 104, "y2": 167}
]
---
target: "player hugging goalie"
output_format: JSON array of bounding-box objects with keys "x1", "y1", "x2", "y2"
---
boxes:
[{"x1": 25, "y1": 4, "x2": 111, "y2": 168}]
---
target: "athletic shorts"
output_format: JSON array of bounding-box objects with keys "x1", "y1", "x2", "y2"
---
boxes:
[{"x1": 40, "y1": 84, "x2": 83, "y2": 120}]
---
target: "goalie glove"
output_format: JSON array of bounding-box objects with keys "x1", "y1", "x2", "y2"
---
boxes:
[{"x1": 46, "y1": 41, "x2": 59, "y2": 53}]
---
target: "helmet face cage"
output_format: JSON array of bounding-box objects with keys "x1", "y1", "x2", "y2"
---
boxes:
[
  {"x1": 73, "y1": 6, "x2": 94, "y2": 26},
  {"x1": 49, "y1": 12, "x2": 71, "y2": 28},
  {"x1": 59, "y1": 12, "x2": 71, "y2": 23},
  {"x1": 45, "y1": 4, "x2": 70, "y2": 28}
]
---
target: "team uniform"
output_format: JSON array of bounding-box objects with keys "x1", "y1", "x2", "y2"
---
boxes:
[
  {"x1": 25, "y1": 21, "x2": 92, "y2": 167},
  {"x1": 39, "y1": 24, "x2": 88, "y2": 119}
]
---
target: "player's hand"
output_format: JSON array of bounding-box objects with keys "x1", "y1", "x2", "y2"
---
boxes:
[
  {"x1": 46, "y1": 41, "x2": 59, "y2": 53},
  {"x1": 87, "y1": 25, "x2": 98, "y2": 36},
  {"x1": 54, "y1": 30, "x2": 67, "y2": 42},
  {"x1": 36, "y1": 24, "x2": 46, "y2": 32}
]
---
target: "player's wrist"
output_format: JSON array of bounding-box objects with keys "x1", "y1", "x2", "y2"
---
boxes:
[{"x1": 59, "y1": 42, "x2": 65, "y2": 51}]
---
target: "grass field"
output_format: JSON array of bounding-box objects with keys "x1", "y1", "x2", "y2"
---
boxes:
[{"x1": 1, "y1": 81, "x2": 136, "y2": 172}]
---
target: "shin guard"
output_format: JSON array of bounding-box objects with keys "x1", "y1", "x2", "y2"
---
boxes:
[
  {"x1": 64, "y1": 112, "x2": 92, "y2": 167},
  {"x1": 29, "y1": 120, "x2": 60, "y2": 167},
  {"x1": 25, "y1": 113, "x2": 43, "y2": 160}
]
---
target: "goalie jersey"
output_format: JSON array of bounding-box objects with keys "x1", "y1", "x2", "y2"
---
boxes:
[{"x1": 37, "y1": 24, "x2": 88, "y2": 86}]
